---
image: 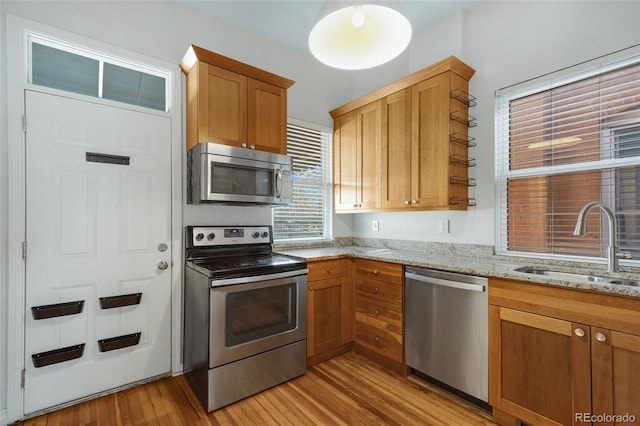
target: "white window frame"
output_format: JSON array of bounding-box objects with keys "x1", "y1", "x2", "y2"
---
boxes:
[
  {"x1": 495, "y1": 49, "x2": 640, "y2": 264},
  {"x1": 27, "y1": 33, "x2": 171, "y2": 112},
  {"x1": 273, "y1": 118, "x2": 333, "y2": 242}
]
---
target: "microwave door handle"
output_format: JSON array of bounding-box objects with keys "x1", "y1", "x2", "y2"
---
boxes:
[{"x1": 275, "y1": 169, "x2": 282, "y2": 198}]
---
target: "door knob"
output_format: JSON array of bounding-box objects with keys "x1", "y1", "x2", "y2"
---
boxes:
[{"x1": 158, "y1": 261, "x2": 169, "y2": 270}]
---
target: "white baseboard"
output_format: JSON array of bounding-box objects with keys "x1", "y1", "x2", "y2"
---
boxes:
[{"x1": 1, "y1": 408, "x2": 8, "y2": 426}]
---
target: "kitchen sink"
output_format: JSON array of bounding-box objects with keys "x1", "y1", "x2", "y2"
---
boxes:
[{"x1": 513, "y1": 266, "x2": 640, "y2": 287}]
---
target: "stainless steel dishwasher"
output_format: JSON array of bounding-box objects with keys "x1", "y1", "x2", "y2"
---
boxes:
[{"x1": 404, "y1": 266, "x2": 488, "y2": 403}]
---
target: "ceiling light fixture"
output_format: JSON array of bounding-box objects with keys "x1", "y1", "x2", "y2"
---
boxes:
[{"x1": 308, "y1": 2, "x2": 412, "y2": 70}]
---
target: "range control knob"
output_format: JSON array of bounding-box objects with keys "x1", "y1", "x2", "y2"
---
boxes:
[
  {"x1": 261, "y1": 231, "x2": 269, "y2": 238},
  {"x1": 253, "y1": 232, "x2": 261, "y2": 238},
  {"x1": 195, "y1": 233, "x2": 204, "y2": 242},
  {"x1": 207, "y1": 233, "x2": 215, "y2": 241}
]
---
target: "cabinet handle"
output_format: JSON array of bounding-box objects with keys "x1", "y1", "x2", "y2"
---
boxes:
[
  {"x1": 595, "y1": 332, "x2": 607, "y2": 342},
  {"x1": 373, "y1": 287, "x2": 379, "y2": 294},
  {"x1": 404, "y1": 200, "x2": 409, "y2": 206},
  {"x1": 574, "y1": 328, "x2": 585, "y2": 337},
  {"x1": 375, "y1": 337, "x2": 379, "y2": 344},
  {"x1": 249, "y1": 144, "x2": 255, "y2": 150},
  {"x1": 373, "y1": 268, "x2": 379, "y2": 275},
  {"x1": 326, "y1": 267, "x2": 332, "y2": 274},
  {"x1": 374, "y1": 310, "x2": 380, "y2": 316},
  {"x1": 241, "y1": 143, "x2": 247, "y2": 148},
  {"x1": 411, "y1": 200, "x2": 417, "y2": 205}
]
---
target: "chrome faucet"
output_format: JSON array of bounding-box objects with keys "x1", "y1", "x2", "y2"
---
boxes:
[{"x1": 573, "y1": 202, "x2": 630, "y2": 273}]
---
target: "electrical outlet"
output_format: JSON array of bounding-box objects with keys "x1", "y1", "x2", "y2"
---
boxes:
[
  {"x1": 372, "y1": 220, "x2": 379, "y2": 232},
  {"x1": 439, "y1": 219, "x2": 450, "y2": 234}
]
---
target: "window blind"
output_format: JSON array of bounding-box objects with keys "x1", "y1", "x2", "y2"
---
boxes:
[
  {"x1": 496, "y1": 51, "x2": 640, "y2": 261},
  {"x1": 273, "y1": 123, "x2": 332, "y2": 241}
]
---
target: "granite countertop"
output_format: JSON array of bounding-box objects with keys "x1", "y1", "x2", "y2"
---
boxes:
[{"x1": 275, "y1": 243, "x2": 640, "y2": 299}]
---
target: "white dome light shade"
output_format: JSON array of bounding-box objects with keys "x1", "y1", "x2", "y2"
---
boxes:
[{"x1": 309, "y1": 4, "x2": 412, "y2": 70}]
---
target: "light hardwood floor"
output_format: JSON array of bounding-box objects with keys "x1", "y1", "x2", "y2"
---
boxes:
[{"x1": 18, "y1": 352, "x2": 496, "y2": 425}]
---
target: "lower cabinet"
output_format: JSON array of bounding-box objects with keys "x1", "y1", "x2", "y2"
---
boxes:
[
  {"x1": 352, "y1": 258, "x2": 407, "y2": 375},
  {"x1": 306, "y1": 259, "x2": 353, "y2": 366},
  {"x1": 489, "y1": 278, "x2": 640, "y2": 426}
]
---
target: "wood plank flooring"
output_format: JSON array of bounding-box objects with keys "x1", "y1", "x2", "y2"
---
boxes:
[{"x1": 17, "y1": 352, "x2": 496, "y2": 425}]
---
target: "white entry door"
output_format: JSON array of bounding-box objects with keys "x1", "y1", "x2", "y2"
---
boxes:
[{"x1": 23, "y1": 90, "x2": 172, "y2": 415}]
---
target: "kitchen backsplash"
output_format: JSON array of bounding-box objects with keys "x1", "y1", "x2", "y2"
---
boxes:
[{"x1": 273, "y1": 237, "x2": 494, "y2": 258}]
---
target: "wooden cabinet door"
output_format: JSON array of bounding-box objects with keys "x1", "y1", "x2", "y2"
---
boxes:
[
  {"x1": 334, "y1": 110, "x2": 358, "y2": 211},
  {"x1": 198, "y1": 63, "x2": 248, "y2": 147},
  {"x1": 489, "y1": 306, "x2": 591, "y2": 426},
  {"x1": 356, "y1": 100, "x2": 381, "y2": 211},
  {"x1": 333, "y1": 102, "x2": 380, "y2": 212},
  {"x1": 248, "y1": 79, "x2": 287, "y2": 154},
  {"x1": 381, "y1": 89, "x2": 412, "y2": 209},
  {"x1": 307, "y1": 259, "x2": 352, "y2": 364},
  {"x1": 591, "y1": 328, "x2": 640, "y2": 424},
  {"x1": 411, "y1": 72, "x2": 450, "y2": 208}
]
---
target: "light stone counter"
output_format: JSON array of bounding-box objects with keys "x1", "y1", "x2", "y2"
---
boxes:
[{"x1": 275, "y1": 243, "x2": 640, "y2": 299}]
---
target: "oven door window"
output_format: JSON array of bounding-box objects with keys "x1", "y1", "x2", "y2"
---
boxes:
[
  {"x1": 211, "y1": 162, "x2": 274, "y2": 197},
  {"x1": 225, "y1": 283, "x2": 297, "y2": 347}
]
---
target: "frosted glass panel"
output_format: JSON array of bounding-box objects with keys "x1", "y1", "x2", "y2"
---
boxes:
[
  {"x1": 31, "y1": 43, "x2": 99, "y2": 97},
  {"x1": 103, "y1": 63, "x2": 166, "y2": 111}
]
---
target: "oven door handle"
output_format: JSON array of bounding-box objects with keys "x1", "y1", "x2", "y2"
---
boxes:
[{"x1": 210, "y1": 269, "x2": 308, "y2": 287}]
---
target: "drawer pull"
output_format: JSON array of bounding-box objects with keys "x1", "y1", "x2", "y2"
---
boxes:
[
  {"x1": 32, "y1": 343, "x2": 85, "y2": 368},
  {"x1": 574, "y1": 328, "x2": 585, "y2": 337},
  {"x1": 595, "y1": 332, "x2": 607, "y2": 343},
  {"x1": 373, "y1": 287, "x2": 379, "y2": 295},
  {"x1": 309, "y1": 285, "x2": 314, "y2": 291},
  {"x1": 98, "y1": 332, "x2": 141, "y2": 352},
  {"x1": 375, "y1": 337, "x2": 380, "y2": 344},
  {"x1": 373, "y1": 269, "x2": 379, "y2": 275},
  {"x1": 31, "y1": 300, "x2": 84, "y2": 320},
  {"x1": 374, "y1": 310, "x2": 380, "y2": 316},
  {"x1": 99, "y1": 293, "x2": 142, "y2": 309},
  {"x1": 326, "y1": 267, "x2": 332, "y2": 274}
]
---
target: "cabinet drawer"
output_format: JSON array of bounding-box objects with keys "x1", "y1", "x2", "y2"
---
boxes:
[
  {"x1": 355, "y1": 275, "x2": 402, "y2": 305},
  {"x1": 353, "y1": 259, "x2": 403, "y2": 284},
  {"x1": 355, "y1": 320, "x2": 403, "y2": 363},
  {"x1": 308, "y1": 259, "x2": 349, "y2": 281},
  {"x1": 355, "y1": 296, "x2": 402, "y2": 336}
]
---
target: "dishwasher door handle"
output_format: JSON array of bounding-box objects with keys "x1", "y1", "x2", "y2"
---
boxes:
[{"x1": 405, "y1": 272, "x2": 486, "y2": 292}]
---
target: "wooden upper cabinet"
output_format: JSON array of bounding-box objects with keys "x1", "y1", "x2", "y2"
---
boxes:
[
  {"x1": 334, "y1": 101, "x2": 381, "y2": 212},
  {"x1": 199, "y1": 63, "x2": 248, "y2": 147},
  {"x1": 331, "y1": 56, "x2": 476, "y2": 213},
  {"x1": 411, "y1": 73, "x2": 450, "y2": 208},
  {"x1": 381, "y1": 88, "x2": 412, "y2": 209},
  {"x1": 248, "y1": 79, "x2": 288, "y2": 154},
  {"x1": 180, "y1": 45, "x2": 294, "y2": 153}
]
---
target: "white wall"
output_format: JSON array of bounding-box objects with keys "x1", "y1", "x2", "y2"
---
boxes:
[
  {"x1": 350, "y1": 1, "x2": 640, "y2": 245},
  {"x1": 0, "y1": 0, "x2": 7, "y2": 420}
]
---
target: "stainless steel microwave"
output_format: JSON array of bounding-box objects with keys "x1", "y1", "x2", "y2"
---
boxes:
[{"x1": 187, "y1": 142, "x2": 293, "y2": 205}]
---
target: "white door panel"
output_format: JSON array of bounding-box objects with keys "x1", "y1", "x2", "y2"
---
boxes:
[{"x1": 24, "y1": 90, "x2": 172, "y2": 414}]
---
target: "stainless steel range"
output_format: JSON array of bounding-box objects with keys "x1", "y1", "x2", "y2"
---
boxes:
[{"x1": 183, "y1": 225, "x2": 308, "y2": 411}]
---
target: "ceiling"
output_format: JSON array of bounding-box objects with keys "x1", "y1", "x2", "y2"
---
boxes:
[{"x1": 183, "y1": 1, "x2": 481, "y2": 56}]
